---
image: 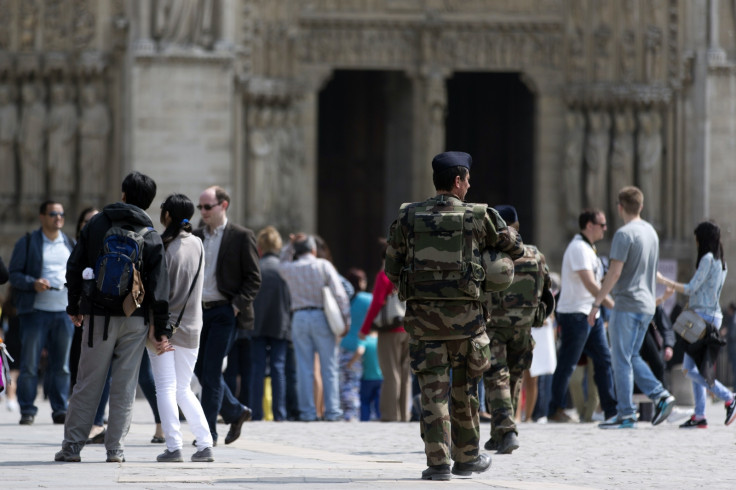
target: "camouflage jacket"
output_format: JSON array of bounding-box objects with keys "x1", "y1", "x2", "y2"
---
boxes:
[
  {"x1": 385, "y1": 194, "x2": 524, "y2": 340},
  {"x1": 488, "y1": 244, "x2": 551, "y2": 329}
]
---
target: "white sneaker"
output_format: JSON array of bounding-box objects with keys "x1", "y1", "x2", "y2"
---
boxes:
[{"x1": 6, "y1": 399, "x2": 19, "y2": 412}]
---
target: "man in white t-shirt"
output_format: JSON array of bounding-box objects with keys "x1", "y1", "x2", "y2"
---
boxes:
[{"x1": 548, "y1": 209, "x2": 617, "y2": 423}]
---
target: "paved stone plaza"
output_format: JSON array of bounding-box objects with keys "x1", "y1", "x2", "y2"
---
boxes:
[{"x1": 1, "y1": 395, "x2": 735, "y2": 489}]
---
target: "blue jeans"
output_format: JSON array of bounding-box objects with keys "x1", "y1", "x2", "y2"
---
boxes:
[
  {"x1": 360, "y1": 379, "x2": 382, "y2": 421},
  {"x1": 18, "y1": 310, "x2": 74, "y2": 417},
  {"x1": 682, "y1": 314, "x2": 732, "y2": 416},
  {"x1": 194, "y1": 305, "x2": 245, "y2": 441},
  {"x1": 291, "y1": 310, "x2": 342, "y2": 421},
  {"x1": 549, "y1": 313, "x2": 617, "y2": 419},
  {"x1": 249, "y1": 337, "x2": 288, "y2": 421},
  {"x1": 608, "y1": 309, "x2": 669, "y2": 418}
]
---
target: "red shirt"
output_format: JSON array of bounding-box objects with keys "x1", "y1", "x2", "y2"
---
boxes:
[{"x1": 360, "y1": 270, "x2": 405, "y2": 335}]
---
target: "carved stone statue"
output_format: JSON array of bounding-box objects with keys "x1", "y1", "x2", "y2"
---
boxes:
[
  {"x1": 0, "y1": 83, "x2": 18, "y2": 210},
  {"x1": 154, "y1": 0, "x2": 214, "y2": 49},
  {"x1": 20, "y1": 82, "x2": 46, "y2": 219},
  {"x1": 584, "y1": 110, "x2": 611, "y2": 212},
  {"x1": 610, "y1": 108, "x2": 636, "y2": 229},
  {"x1": 47, "y1": 83, "x2": 77, "y2": 200},
  {"x1": 563, "y1": 109, "x2": 585, "y2": 231},
  {"x1": 247, "y1": 105, "x2": 274, "y2": 223},
  {"x1": 79, "y1": 84, "x2": 111, "y2": 203},
  {"x1": 637, "y1": 110, "x2": 663, "y2": 228}
]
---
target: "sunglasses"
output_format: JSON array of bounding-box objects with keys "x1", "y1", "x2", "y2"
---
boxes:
[
  {"x1": 595, "y1": 222, "x2": 607, "y2": 228},
  {"x1": 47, "y1": 212, "x2": 65, "y2": 218},
  {"x1": 196, "y1": 202, "x2": 222, "y2": 211}
]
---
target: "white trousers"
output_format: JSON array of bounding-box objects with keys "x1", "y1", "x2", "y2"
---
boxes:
[{"x1": 147, "y1": 345, "x2": 213, "y2": 451}]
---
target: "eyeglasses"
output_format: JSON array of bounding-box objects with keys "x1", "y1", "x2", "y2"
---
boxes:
[
  {"x1": 47, "y1": 212, "x2": 65, "y2": 218},
  {"x1": 197, "y1": 202, "x2": 222, "y2": 211},
  {"x1": 594, "y1": 222, "x2": 607, "y2": 229}
]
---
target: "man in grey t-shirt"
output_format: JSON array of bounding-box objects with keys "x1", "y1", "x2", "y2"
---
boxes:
[{"x1": 588, "y1": 186, "x2": 675, "y2": 429}]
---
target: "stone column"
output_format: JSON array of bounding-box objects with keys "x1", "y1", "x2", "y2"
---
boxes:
[
  {"x1": 707, "y1": 0, "x2": 726, "y2": 63},
  {"x1": 217, "y1": 0, "x2": 237, "y2": 51},
  {"x1": 410, "y1": 70, "x2": 446, "y2": 201}
]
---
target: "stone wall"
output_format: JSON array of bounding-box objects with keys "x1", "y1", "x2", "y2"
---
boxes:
[{"x1": 131, "y1": 54, "x2": 235, "y2": 223}]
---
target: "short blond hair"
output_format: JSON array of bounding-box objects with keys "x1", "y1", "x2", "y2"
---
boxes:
[
  {"x1": 257, "y1": 226, "x2": 282, "y2": 254},
  {"x1": 618, "y1": 186, "x2": 643, "y2": 215}
]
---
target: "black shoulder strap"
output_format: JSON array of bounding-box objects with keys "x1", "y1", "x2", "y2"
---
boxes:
[{"x1": 172, "y1": 245, "x2": 204, "y2": 329}]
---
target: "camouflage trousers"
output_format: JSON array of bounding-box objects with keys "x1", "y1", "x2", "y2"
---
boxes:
[
  {"x1": 483, "y1": 326, "x2": 534, "y2": 443},
  {"x1": 409, "y1": 332, "x2": 491, "y2": 467}
]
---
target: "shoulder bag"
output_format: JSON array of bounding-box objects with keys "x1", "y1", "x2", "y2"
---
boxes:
[
  {"x1": 371, "y1": 291, "x2": 406, "y2": 332},
  {"x1": 672, "y1": 307, "x2": 708, "y2": 344},
  {"x1": 321, "y1": 265, "x2": 345, "y2": 336}
]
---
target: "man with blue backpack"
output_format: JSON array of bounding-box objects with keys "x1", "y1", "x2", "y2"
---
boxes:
[{"x1": 55, "y1": 172, "x2": 170, "y2": 463}]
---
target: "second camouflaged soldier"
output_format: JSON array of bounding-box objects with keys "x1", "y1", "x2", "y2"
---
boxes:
[
  {"x1": 384, "y1": 151, "x2": 525, "y2": 481},
  {"x1": 483, "y1": 205, "x2": 554, "y2": 455}
]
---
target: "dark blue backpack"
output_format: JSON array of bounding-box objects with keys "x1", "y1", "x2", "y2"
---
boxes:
[{"x1": 92, "y1": 222, "x2": 149, "y2": 313}]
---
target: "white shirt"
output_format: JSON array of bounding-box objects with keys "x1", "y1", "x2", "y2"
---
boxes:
[
  {"x1": 33, "y1": 233, "x2": 71, "y2": 312},
  {"x1": 557, "y1": 234, "x2": 603, "y2": 315}
]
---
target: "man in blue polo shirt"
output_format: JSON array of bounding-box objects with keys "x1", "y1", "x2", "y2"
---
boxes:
[{"x1": 9, "y1": 200, "x2": 75, "y2": 425}]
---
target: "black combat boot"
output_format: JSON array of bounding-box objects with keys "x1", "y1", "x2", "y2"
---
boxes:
[
  {"x1": 421, "y1": 464, "x2": 451, "y2": 480},
  {"x1": 451, "y1": 453, "x2": 492, "y2": 476},
  {"x1": 497, "y1": 431, "x2": 519, "y2": 454}
]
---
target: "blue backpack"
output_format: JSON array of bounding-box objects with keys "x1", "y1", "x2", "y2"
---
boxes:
[{"x1": 92, "y1": 222, "x2": 150, "y2": 314}]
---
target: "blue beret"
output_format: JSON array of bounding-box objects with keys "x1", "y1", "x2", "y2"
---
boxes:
[
  {"x1": 431, "y1": 151, "x2": 472, "y2": 173},
  {"x1": 493, "y1": 205, "x2": 518, "y2": 225}
]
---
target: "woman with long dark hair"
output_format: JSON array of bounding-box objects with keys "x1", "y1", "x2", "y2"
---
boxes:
[
  {"x1": 658, "y1": 220, "x2": 736, "y2": 428},
  {"x1": 148, "y1": 193, "x2": 214, "y2": 462}
]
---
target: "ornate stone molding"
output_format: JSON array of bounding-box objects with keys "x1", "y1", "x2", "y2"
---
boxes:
[
  {"x1": 134, "y1": 46, "x2": 234, "y2": 65},
  {"x1": 240, "y1": 76, "x2": 303, "y2": 104},
  {"x1": 565, "y1": 82, "x2": 673, "y2": 107}
]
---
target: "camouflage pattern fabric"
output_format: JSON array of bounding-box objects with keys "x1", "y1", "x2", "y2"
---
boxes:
[
  {"x1": 384, "y1": 193, "x2": 524, "y2": 467},
  {"x1": 483, "y1": 325, "x2": 534, "y2": 442},
  {"x1": 484, "y1": 244, "x2": 550, "y2": 442},
  {"x1": 410, "y1": 332, "x2": 491, "y2": 466},
  {"x1": 488, "y1": 244, "x2": 550, "y2": 328},
  {"x1": 385, "y1": 194, "x2": 524, "y2": 341}
]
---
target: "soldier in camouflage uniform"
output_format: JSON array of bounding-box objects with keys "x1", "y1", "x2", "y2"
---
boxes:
[
  {"x1": 483, "y1": 205, "x2": 553, "y2": 455},
  {"x1": 384, "y1": 152, "x2": 525, "y2": 481}
]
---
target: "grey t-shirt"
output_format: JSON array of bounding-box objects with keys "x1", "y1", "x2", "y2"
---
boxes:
[{"x1": 609, "y1": 219, "x2": 659, "y2": 315}]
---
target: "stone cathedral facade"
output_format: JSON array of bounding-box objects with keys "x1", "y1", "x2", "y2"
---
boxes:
[{"x1": 1, "y1": 0, "x2": 735, "y2": 295}]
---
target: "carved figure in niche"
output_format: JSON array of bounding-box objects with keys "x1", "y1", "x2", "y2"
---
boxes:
[
  {"x1": 247, "y1": 105, "x2": 274, "y2": 222},
  {"x1": 0, "y1": 83, "x2": 18, "y2": 210},
  {"x1": 426, "y1": 73, "x2": 446, "y2": 158},
  {"x1": 20, "y1": 82, "x2": 46, "y2": 218},
  {"x1": 563, "y1": 109, "x2": 585, "y2": 231},
  {"x1": 637, "y1": 110, "x2": 663, "y2": 228},
  {"x1": 610, "y1": 108, "x2": 636, "y2": 229},
  {"x1": 154, "y1": 0, "x2": 214, "y2": 49},
  {"x1": 47, "y1": 82, "x2": 77, "y2": 200},
  {"x1": 584, "y1": 110, "x2": 611, "y2": 212},
  {"x1": 79, "y1": 83, "x2": 111, "y2": 202},
  {"x1": 644, "y1": 25, "x2": 663, "y2": 83},
  {"x1": 273, "y1": 106, "x2": 292, "y2": 228}
]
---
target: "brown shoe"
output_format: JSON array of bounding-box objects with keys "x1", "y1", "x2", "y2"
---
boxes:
[
  {"x1": 224, "y1": 407, "x2": 252, "y2": 445},
  {"x1": 548, "y1": 409, "x2": 572, "y2": 423}
]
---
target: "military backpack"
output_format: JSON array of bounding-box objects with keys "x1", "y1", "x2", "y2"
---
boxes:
[
  {"x1": 397, "y1": 200, "x2": 487, "y2": 302},
  {"x1": 490, "y1": 244, "x2": 549, "y2": 328}
]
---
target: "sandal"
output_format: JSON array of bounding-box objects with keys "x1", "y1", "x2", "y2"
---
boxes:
[{"x1": 150, "y1": 435, "x2": 165, "y2": 444}]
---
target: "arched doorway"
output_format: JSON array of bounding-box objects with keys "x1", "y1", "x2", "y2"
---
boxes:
[
  {"x1": 317, "y1": 70, "x2": 412, "y2": 283},
  {"x1": 446, "y1": 72, "x2": 536, "y2": 242}
]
